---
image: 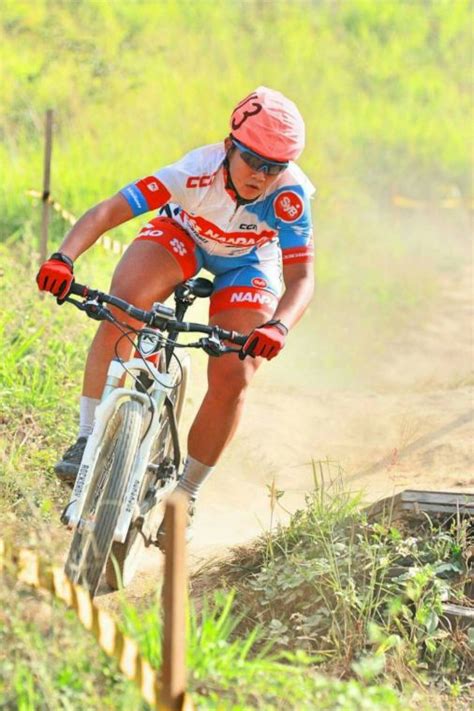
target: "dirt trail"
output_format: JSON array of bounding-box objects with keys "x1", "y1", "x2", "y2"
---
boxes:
[
  {"x1": 192, "y1": 263, "x2": 473, "y2": 542},
  {"x1": 98, "y1": 259, "x2": 473, "y2": 605}
]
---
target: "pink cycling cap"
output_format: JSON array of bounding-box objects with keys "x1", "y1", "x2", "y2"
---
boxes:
[{"x1": 230, "y1": 86, "x2": 305, "y2": 162}]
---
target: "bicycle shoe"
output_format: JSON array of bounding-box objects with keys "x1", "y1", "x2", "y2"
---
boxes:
[
  {"x1": 54, "y1": 437, "x2": 88, "y2": 485},
  {"x1": 154, "y1": 496, "x2": 196, "y2": 552}
]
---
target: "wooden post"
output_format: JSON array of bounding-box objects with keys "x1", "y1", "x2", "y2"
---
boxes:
[
  {"x1": 161, "y1": 492, "x2": 188, "y2": 710},
  {"x1": 39, "y1": 109, "x2": 53, "y2": 265}
]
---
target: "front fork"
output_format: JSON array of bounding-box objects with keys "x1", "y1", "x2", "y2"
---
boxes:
[{"x1": 61, "y1": 356, "x2": 173, "y2": 539}]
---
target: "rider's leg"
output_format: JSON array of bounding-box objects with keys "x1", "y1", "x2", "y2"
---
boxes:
[
  {"x1": 157, "y1": 307, "x2": 267, "y2": 546},
  {"x1": 178, "y1": 263, "x2": 280, "y2": 501},
  {"x1": 185, "y1": 307, "x2": 267, "y2": 467},
  {"x1": 82, "y1": 240, "x2": 185, "y2": 400},
  {"x1": 81, "y1": 216, "x2": 202, "y2": 428},
  {"x1": 56, "y1": 218, "x2": 201, "y2": 481}
]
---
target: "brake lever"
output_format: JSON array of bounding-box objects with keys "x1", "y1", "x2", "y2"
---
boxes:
[
  {"x1": 57, "y1": 295, "x2": 83, "y2": 308},
  {"x1": 238, "y1": 339, "x2": 256, "y2": 361},
  {"x1": 199, "y1": 334, "x2": 226, "y2": 357},
  {"x1": 65, "y1": 297, "x2": 113, "y2": 322},
  {"x1": 84, "y1": 301, "x2": 114, "y2": 322}
]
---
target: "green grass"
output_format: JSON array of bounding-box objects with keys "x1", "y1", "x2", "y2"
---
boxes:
[
  {"x1": 1, "y1": 474, "x2": 471, "y2": 709},
  {"x1": 112, "y1": 464, "x2": 472, "y2": 709},
  {"x1": 119, "y1": 588, "x2": 410, "y2": 710},
  {"x1": 1, "y1": 0, "x2": 471, "y2": 241},
  {"x1": 187, "y1": 464, "x2": 473, "y2": 706},
  {"x1": 0, "y1": 237, "x2": 117, "y2": 533},
  {"x1": 0, "y1": 583, "x2": 147, "y2": 710}
]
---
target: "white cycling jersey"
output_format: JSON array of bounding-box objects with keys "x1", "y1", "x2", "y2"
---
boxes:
[{"x1": 120, "y1": 143, "x2": 315, "y2": 265}]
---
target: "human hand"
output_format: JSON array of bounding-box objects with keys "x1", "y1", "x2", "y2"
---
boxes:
[{"x1": 36, "y1": 252, "x2": 74, "y2": 299}]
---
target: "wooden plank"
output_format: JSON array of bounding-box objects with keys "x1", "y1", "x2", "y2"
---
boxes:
[
  {"x1": 442, "y1": 603, "x2": 474, "y2": 632},
  {"x1": 400, "y1": 490, "x2": 474, "y2": 507},
  {"x1": 366, "y1": 489, "x2": 474, "y2": 520},
  {"x1": 161, "y1": 492, "x2": 188, "y2": 711}
]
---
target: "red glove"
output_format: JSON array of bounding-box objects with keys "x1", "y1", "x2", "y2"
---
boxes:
[
  {"x1": 241, "y1": 319, "x2": 288, "y2": 361},
  {"x1": 36, "y1": 252, "x2": 74, "y2": 299}
]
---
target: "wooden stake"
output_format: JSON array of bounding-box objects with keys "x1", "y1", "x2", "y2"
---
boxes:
[
  {"x1": 161, "y1": 492, "x2": 188, "y2": 710},
  {"x1": 39, "y1": 109, "x2": 53, "y2": 265}
]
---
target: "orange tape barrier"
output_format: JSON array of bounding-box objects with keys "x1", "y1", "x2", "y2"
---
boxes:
[
  {"x1": 26, "y1": 190, "x2": 127, "y2": 255},
  {"x1": 0, "y1": 538, "x2": 194, "y2": 711}
]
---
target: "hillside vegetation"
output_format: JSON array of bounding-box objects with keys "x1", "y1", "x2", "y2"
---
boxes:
[
  {"x1": 1, "y1": 0, "x2": 471, "y2": 233},
  {"x1": 1, "y1": 0, "x2": 471, "y2": 385},
  {"x1": 1, "y1": 1, "x2": 472, "y2": 709}
]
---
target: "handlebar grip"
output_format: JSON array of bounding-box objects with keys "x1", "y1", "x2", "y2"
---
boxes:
[
  {"x1": 69, "y1": 281, "x2": 89, "y2": 297},
  {"x1": 229, "y1": 333, "x2": 247, "y2": 346},
  {"x1": 217, "y1": 328, "x2": 247, "y2": 346}
]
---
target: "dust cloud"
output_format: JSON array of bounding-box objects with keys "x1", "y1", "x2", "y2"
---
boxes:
[
  {"x1": 99, "y1": 207, "x2": 473, "y2": 601},
  {"x1": 187, "y1": 208, "x2": 473, "y2": 560}
]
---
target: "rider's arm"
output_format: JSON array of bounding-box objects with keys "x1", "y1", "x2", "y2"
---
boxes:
[
  {"x1": 57, "y1": 193, "x2": 134, "y2": 261},
  {"x1": 272, "y1": 261, "x2": 315, "y2": 330},
  {"x1": 59, "y1": 146, "x2": 216, "y2": 261}
]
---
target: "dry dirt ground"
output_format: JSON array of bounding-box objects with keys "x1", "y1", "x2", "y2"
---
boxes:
[{"x1": 97, "y1": 255, "x2": 473, "y2": 606}]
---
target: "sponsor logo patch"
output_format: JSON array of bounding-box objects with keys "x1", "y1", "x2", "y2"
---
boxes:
[
  {"x1": 230, "y1": 291, "x2": 274, "y2": 306},
  {"x1": 239, "y1": 223, "x2": 258, "y2": 230},
  {"x1": 138, "y1": 228, "x2": 163, "y2": 238},
  {"x1": 135, "y1": 176, "x2": 171, "y2": 210},
  {"x1": 251, "y1": 276, "x2": 268, "y2": 289},
  {"x1": 273, "y1": 190, "x2": 304, "y2": 223},
  {"x1": 183, "y1": 213, "x2": 276, "y2": 249},
  {"x1": 186, "y1": 172, "x2": 218, "y2": 189},
  {"x1": 169, "y1": 237, "x2": 187, "y2": 256}
]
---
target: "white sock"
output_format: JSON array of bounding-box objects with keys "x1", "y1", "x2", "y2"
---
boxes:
[
  {"x1": 176, "y1": 455, "x2": 214, "y2": 500},
  {"x1": 78, "y1": 396, "x2": 100, "y2": 439}
]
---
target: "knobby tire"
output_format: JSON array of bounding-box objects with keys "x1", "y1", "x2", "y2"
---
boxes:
[
  {"x1": 105, "y1": 353, "x2": 190, "y2": 590},
  {"x1": 64, "y1": 399, "x2": 144, "y2": 596}
]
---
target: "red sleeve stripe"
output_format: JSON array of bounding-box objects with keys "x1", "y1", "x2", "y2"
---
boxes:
[
  {"x1": 135, "y1": 177, "x2": 171, "y2": 210},
  {"x1": 282, "y1": 246, "x2": 314, "y2": 265}
]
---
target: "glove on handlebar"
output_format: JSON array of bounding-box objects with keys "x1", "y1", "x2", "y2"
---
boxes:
[
  {"x1": 36, "y1": 252, "x2": 74, "y2": 299},
  {"x1": 241, "y1": 320, "x2": 288, "y2": 361}
]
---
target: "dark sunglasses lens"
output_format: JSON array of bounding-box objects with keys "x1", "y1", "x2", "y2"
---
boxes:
[
  {"x1": 267, "y1": 164, "x2": 286, "y2": 175},
  {"x1": 240, "y1": 151, "x2": 260, "y2": 170},
  {"x1": 240, "y1": 150, "x2": 286, "y2": 175}
]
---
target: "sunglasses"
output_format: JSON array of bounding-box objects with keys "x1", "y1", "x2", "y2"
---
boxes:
[{"x1": 232, "y1": 138, "x2": 289, "y2": 175}]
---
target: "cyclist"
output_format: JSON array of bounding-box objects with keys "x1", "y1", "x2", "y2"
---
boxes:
[{"x1": 37, "y1": 86, "x2": 315, "y2": 539}]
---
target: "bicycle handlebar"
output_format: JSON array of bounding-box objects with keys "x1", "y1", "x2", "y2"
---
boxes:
[{"x1": 67, "y1": 282, "x2": 248, "y2": 347}]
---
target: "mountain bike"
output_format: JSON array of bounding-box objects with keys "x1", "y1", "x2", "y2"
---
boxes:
[{"x1": 59, "y1": 278, "x2": 246, "y2": 596}]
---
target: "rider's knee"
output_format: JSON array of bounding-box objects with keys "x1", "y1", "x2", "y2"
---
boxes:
[
  {"x1": 109, "y1": 272, "x2": 135, "y2": 301},
  {"x1": 208, "y1": 361, "x2": 255, "y2": 401}
]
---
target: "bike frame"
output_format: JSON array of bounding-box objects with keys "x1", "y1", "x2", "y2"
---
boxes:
[
  {"x1": 62, "y1": 347, "x2": 178, "y2": 544},
  {"x1": 59, "y1": 277, "x2": 246, "y2": 551}
]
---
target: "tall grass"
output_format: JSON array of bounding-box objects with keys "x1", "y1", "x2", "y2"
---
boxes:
[
  {"x1": 120, "y1": 587, "x2": 410, "y2": 710},
  {"x1": 1, "y1": 0, "x2": 471, "y2": 236},
  {"x1": 2, "y1": 1, "x2": 470, "y2": 387},
  {"x1": 189, "y1": 462, "x2": 473, "y2": 701},
  {"x1": 0, "y1": 581, "x2": 146, "y2": 710},
  {"x1": 114, "y1": 462, "x2": 472, "y2": 708}
]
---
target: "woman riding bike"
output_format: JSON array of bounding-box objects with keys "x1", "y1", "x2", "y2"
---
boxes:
[{"x1": 36, "y1": 86, "x2": 315, "y2": 541}]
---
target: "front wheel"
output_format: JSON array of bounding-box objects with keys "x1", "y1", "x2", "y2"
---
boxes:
[
  {"x1": 64, "y1": 399, "x2": 145, "y2": 596},
  {"x1": 105, "y1": 352, "x2": 190, "y2": 590}
]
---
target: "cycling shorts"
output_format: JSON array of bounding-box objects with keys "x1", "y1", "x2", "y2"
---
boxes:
[{"x1": 135, "y1": 217, "x2": 281, "y2": 319}]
